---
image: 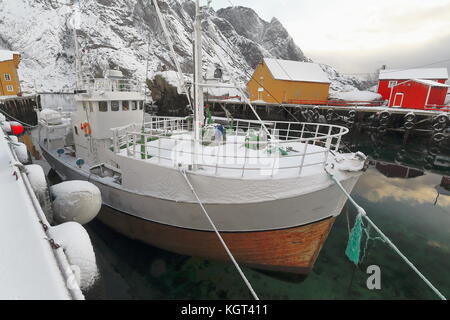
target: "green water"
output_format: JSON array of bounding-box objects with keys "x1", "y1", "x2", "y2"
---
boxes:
[{"x1": 80, "y1": 132, "x2": 449, "y2": 300}]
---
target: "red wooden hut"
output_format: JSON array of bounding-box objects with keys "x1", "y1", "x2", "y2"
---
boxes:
[
  {"x1": 378, "y1": 68, "x2": 448, "y2": 101},
  {"x1": 388, "y1": 79, "x2": 449, "y2": 110}
]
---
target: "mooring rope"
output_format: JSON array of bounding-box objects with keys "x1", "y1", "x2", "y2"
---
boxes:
[
  {"x1": 326, "y1": 168, "x2": 447, "y2": 300},
  {"x1": 179, "y1": 168, "x2": 260, "y2": 300},
  {"x1": 0, "y1": 109, "x2": 38, "y2": 128}
]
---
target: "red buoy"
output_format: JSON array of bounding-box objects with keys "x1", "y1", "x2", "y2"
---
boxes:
[{"x1": 9, "y1": 122, "x2": 24, "y2": 136}]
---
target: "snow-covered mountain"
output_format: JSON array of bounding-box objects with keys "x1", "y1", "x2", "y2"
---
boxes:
[{"x1": 0, "y1": 0, "x2": 365, "y2": 94}]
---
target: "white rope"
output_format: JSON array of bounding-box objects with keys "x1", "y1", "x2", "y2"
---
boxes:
[
  {"x1": 326, "y1": 168, "x2": 447, "y2": 301},
  {"x1": 179, "y1": 168, "x2": 260, "y2": 300}
]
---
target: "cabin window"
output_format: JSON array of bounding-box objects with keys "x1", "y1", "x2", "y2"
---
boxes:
[
  {"x1": 74, "y1": 126, "x2": 78, "y2": 135},
  {"x1": 131, "y1": 101, "x2": 138, "y2": 111},
  {"x1": 111, "y1": 101, "x2": 119, "y2": 112},
  {"x1": 122, "y1": 101, "x2": 129, "y2": 111},
  {"x1": 6, "y1": 85, "x2": 13, "y2": 92},
  {"x1": 4, "y1": 74, "x2": 11, "y2": 81},
  {"x1": 99, "y1": 101, "x2": 108, "y2": 112},
  {"x1": 139, "y1": 101, "x2": 143, "y2": 110},
  {"x1": 388, "y1": 81, "x2": 397, "y2": 88}
]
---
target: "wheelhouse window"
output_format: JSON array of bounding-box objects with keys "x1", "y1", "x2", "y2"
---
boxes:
[
  {"x1": 139, "y1": 101, "x2": 143, "y2": 110},
  {"x1": 388, "y1": 81, "x2": 397, "y2": 88},
  {"x1": 99, "y1": 101, "x2": 108, "y2": 112},
  {"x1": 131, "y1": 101, "x2": 138, "y2": 111},
  {"x1": 74, "y1": 126, "x2": 78, "y2": 135},
  {"x1": 89, "y1": 102, "x2": 94, "y2": 112},
  {"x1": 111, "y1": 101, "x2": 119, "y2": 111},
  {"x1": 4, "y1": 74, "x2": 11, "y2": 81},
  {"x1": 122, "y1": 101, "x2": 129, "y2": 111}
]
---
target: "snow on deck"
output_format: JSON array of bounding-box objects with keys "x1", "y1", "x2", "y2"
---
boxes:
[
  {"x1": 0, "y1": 130, "x2": 71, "y2": 299},
  {"x1": 121, "y1": 133, "x2": 330, "y2": 179}
]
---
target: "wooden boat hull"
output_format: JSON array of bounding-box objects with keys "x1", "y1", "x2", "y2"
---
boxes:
[{"x1": 97, "y1": 205, "x2": 335, "y2": 274}]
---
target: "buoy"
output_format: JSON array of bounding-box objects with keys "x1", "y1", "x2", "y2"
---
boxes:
[
  {"x1": 9, "y1": 121, "x2": 24, "y2": 136},
  {"x1": 49, "y1": 222, "x2": 99, "y2": 291},
  {"x1": 25, "y1": 164, "x2": 53, "y2": 223},
  {"x1": 432, "y1": 132, "x2": 445, "y2": 143},
  {"x1": 404, "y1": 112, "x2": 415, "y2": 122},
  {"x1": 404, "y1": 121, "x2": 415, "y2": 130},
  {"x1": 1, "y1": 121, "x2": 11, "y2": 133},
  {"x1": 50, "y1": 181, "x2": 102, "y2": 225},
  {"x1": 13, "y1": 142, "x2": 30, "y2": 164}
]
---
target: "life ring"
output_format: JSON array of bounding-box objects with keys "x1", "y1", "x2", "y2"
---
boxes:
[{"x1": 80, "y1": 122, "x2": 92, "y2": 135}]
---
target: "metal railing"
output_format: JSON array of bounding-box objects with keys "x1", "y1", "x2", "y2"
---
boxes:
[
  {"x1": 81, "y1": 78, "x2": 142, "y2": 93},
  {"x1": 110, "y1": 116, "x2": 349, "y2": 178}
]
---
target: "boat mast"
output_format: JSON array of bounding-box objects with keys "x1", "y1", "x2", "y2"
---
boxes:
[
  {"x1": 193, "y1": 0, "x2": 205, "y2": 144},
  {"x1": 72, "y1": 0, "x2": 83, "y2": 91}
]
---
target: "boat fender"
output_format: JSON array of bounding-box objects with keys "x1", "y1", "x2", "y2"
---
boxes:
[
  {"x1": 404, "y1": 112, "x2": 415, "y2": 122},
  {"x1": 433, "y1": 122, "x2": 446, "y2": 132},
  {"x1": 25, "y1": 164, "x2": 53, "y2": 223},
  {"x1": 48, "y1": 222, "x2": 99, "y2": 291},
  {"x1": 1, "y1": 121, "x2": 11, "y2": 133},
  {"x1": 434, "y1": 114, "x2": 448, "y2": 125},
  {"x1": 13, "y1": 142, "x2": 31, "y2": 164},
  {"x1": 349, "y1": 110, "x2": 356, "y2": 118},
  {"x1": 50, "y1": 180, "x2": 102, "y2": 225},
  {"x1": 404, "y1": 121, "x2": 415, "y2": 130},
  {"x1": 380, "y1": 111, "x2": 390, "y2": 119},
  {"x1": 432, "y1": 132, "x2": 445, "y2": 143},
  {"x1": 9, "y1": 135, "x2": 19, "y2": 143}
]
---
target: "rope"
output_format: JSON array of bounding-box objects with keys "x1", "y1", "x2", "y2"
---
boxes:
[
  {"x1": 326, "y1": 167, "x2": 447, "y2": 300},
  {"x1": 0, "y1": 109, "x2": 37, "y2": 128},
  {"x1": 179, "y1": 168, "x2": 260, "y2": 300}
]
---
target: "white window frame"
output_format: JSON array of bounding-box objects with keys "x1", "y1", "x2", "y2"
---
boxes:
[
  {"x1": 6, "y1": 85, "x2": 14, "y2": 92},
  {"x1": 4, "y1": 73, "x2": 11, "y2": 81},
  {"x1": 388, "y1": 81, "x2": 397, "y2": 88}
]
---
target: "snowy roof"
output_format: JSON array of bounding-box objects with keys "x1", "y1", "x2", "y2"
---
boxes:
[
  {"x1": 264, "y1": 58, "x2": 330, "y2": 84},
  {"x1": 412, "y1": 79, "x2": 450, "y2": 87},
  {"x1": 0, "y1": 50, "x2": 20, "y2": 62},
  {"x1": 379, "y1": 68, "x2": 448, "y2": 80}
]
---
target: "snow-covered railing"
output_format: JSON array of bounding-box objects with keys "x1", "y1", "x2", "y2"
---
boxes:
[
  {"x1": 81, "y1": 78, "x2": 141, "y2": 93},
  {"x1": 111, "y1": 116, "x2": 349, "y2": 178},
  {"x1": 286, "y1": 99, "x2": 385, "y2": 107}
]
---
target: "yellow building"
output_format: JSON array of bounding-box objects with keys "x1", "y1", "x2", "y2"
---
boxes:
[
  {"x1": 247, "y1": 58, "x2": 330, "y2": 104},
  {"x1": 0, "y1": 50, "x2": 21, "y2": 96}
]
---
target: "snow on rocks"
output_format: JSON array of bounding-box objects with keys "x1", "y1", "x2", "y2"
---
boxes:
[
  {"x1": 50, "y1": 181, "x2": 102, "y2": 225},
  {"x1": 330, "y1": 90, "x2": 382, "y2": 102},
  {"x1": 49, "y1": 222, "x2": 99, "y2": 291}
]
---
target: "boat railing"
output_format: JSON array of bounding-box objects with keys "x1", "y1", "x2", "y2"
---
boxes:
[
  {"x1": 110, "y1": 116, "x2": 349, "y2": 177},
  {"x1": 81, "y1": 78, "x2": 142, "y2": 93}
]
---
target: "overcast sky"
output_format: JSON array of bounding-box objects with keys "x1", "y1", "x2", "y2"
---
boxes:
[{"x1": 211, "y1": 0, "x2": 450, "y2": 77}]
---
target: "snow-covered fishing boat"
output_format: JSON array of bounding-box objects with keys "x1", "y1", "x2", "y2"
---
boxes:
[
  {"x1": 0, "y1": 114, "x2": 100, "y2": 299},
  {"x1": 37, "y1": 0, "x2": 367, "y2": 275}
]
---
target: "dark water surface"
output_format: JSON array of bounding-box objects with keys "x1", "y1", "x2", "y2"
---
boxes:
[{"x1": 75, "y1": 131, "x2": 450, "y2": 300}]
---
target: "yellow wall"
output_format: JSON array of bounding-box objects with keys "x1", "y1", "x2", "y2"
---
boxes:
[
  {"x1": 0, "y1": 54, "x2": 21, "y2": 96},
  {"x1": 247, "y1": 61, "x2": 330, "y2": 104}
]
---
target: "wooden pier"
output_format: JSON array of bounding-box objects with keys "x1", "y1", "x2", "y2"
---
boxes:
[{"x1": 0, "y1": 95, "x2": 40, "y2": 126}]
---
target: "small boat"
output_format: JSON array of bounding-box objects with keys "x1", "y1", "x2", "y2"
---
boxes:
[{"x1": 37, "y1": 0, "x2": 367, "y2": 275}]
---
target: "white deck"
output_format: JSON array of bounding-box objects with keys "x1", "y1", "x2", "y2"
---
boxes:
[
  {"x1": 120, "y1": 133, "x2": 330, "y2": 179},
  {"x1": 0, "y1": 131, "x2": 71, "y2": 299}
]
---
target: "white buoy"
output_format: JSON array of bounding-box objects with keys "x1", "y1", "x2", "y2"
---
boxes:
[
  {"x1": 25, "y1": 164, "x2": 53, "y2": 223},
  {"x1": 49, "y1": 222, "x2": 99, "y2": 291},
  {"x1": 1, "y1": 121, "x2": 11, "y2": 133},
  {"x1": 13, "y1": 142, "x2": 30, "y2": 164},
  {"x1": 50, "y1": 181, "x2": 102, "y2": 225}
]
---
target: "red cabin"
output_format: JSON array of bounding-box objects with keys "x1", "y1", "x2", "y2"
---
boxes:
[
  {"x1": 387, "y1": 79, "x2": 449, "y2": 110},
  {"x1": 377, "y1": 68, "x2": 449, "y2": 110},
  {"x1": 378, "y1": 68, "x2": 447, "y2": 97}
]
